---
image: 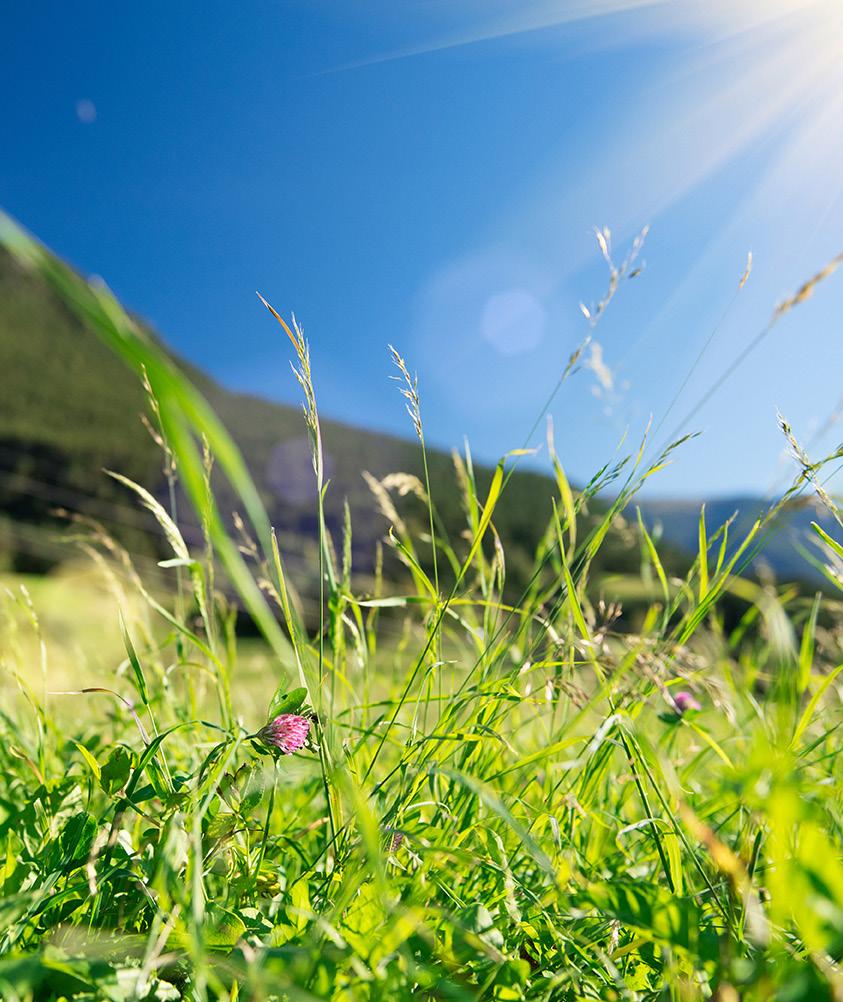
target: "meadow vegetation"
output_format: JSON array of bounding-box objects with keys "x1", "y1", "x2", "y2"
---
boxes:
[{"x1": 1, "y1": 215, "x2": 843, "y2": 1000}]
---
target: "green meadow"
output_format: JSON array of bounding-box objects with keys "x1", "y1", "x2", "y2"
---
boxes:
[{"x1": 1, "y1": 216, "x2": 843, "y2": 1002}]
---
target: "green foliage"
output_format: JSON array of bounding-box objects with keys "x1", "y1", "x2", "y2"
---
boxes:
[{"x1": 1, "y1": 216, "x2": 843, "y2": 1001}]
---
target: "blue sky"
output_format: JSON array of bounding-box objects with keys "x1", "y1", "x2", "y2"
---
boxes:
[{"x1": 3, "y1": 1, "x2": 842, "y2": 498}]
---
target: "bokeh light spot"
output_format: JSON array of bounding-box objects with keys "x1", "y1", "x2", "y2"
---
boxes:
[
  {"x1": 75, "y1": 99, "x2": 97, "y2": 124},
  {"x1": 480, "y1": 287, "x2": 545, "y2": 356}
]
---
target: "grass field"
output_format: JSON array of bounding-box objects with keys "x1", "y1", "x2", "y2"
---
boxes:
[{"x1": 1, "y1": 217, "x2": 843, "y2": 1001}]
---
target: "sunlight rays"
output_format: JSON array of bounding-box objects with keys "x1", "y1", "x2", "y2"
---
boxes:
[
  {"x1": 325, "y1": 0, "x2": 843, "y2": 492},
  {"x1": 401, "y1": 0, "x2": 843, "y2": 440},
  {"x1": 344, "y1": 1, "x2": 843, "y2": 217}
]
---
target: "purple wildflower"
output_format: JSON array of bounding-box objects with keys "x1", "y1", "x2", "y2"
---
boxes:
[
  {"x1": 261, "y1": 713, "x2": 310, "y2": 754},
  {"x1": 384, "y1": 827, "x2": 404, "y2": 852},
  {"x1": 673, "y1": 691, "x2": 701, "y2": 715}
]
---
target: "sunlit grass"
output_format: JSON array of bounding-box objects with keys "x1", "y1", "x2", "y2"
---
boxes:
[{"x1": 1, "y1": 215, "x2": 843, "y2": 1001}]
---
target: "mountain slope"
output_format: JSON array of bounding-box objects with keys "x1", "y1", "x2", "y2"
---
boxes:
[
  {"x1": 2, "y1": 242, "x2": 837, "y2": 595},
  {"x1": 0, "y1": 245, "x2": 569, "y2": 590},
  {"x1": 637, "y1": 495, "x2": 838, "y2": 587}
]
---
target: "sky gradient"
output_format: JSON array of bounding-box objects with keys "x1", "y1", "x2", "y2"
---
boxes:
[{"x1": 3, "y1": 1, "x2": 842, "y2": 498}]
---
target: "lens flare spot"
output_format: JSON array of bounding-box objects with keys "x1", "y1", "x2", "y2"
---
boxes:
[
  {"x1": 75, "y1": 99, "x2": 97, "y2": 124},
  {"x1": 481, "y1": 288, "x2": 545, "y2": 356}
]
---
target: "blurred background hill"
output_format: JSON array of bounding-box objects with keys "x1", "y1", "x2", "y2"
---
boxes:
[
  {"x1": 0, "y1": 245, "x2": 578, "y2": 601},
  {"x1": 1, "y1": 242, "x2": 836, "y2": 611}
]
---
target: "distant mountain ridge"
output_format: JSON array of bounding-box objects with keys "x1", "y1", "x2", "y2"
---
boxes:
[
  {"x1": 637, "y1": 494, "x2": 838, "y2": 587},
  {"x1": 0, "y1": 244, "x2": 567, "y2": 593},
  {"x1": 1, "y1": 241, "x2": 837, "y2": 593}
]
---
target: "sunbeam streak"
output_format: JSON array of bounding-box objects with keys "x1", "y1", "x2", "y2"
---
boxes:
[{"x1": 341, "y1": 0, "x2": 843, "y2": 207}]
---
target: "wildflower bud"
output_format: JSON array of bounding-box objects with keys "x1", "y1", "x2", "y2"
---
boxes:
[
  {"x1": 673, "y1": 691, "x2": 701, "y2": 715},
  {"x1": 383, "y1": 826, "x2": 404, "y2": 851},
  {"x1": 260, "y1": 713, "x2": 310, "y2": 754}
]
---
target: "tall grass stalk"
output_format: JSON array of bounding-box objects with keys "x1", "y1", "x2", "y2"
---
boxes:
[{"x1": 1, "y1": 213, "x2": 843, "y2": 1000}]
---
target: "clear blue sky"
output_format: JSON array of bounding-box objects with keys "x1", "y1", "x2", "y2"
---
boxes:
[{"x1": 3, "y1": 1, "x2": 842, "y2": 498}]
